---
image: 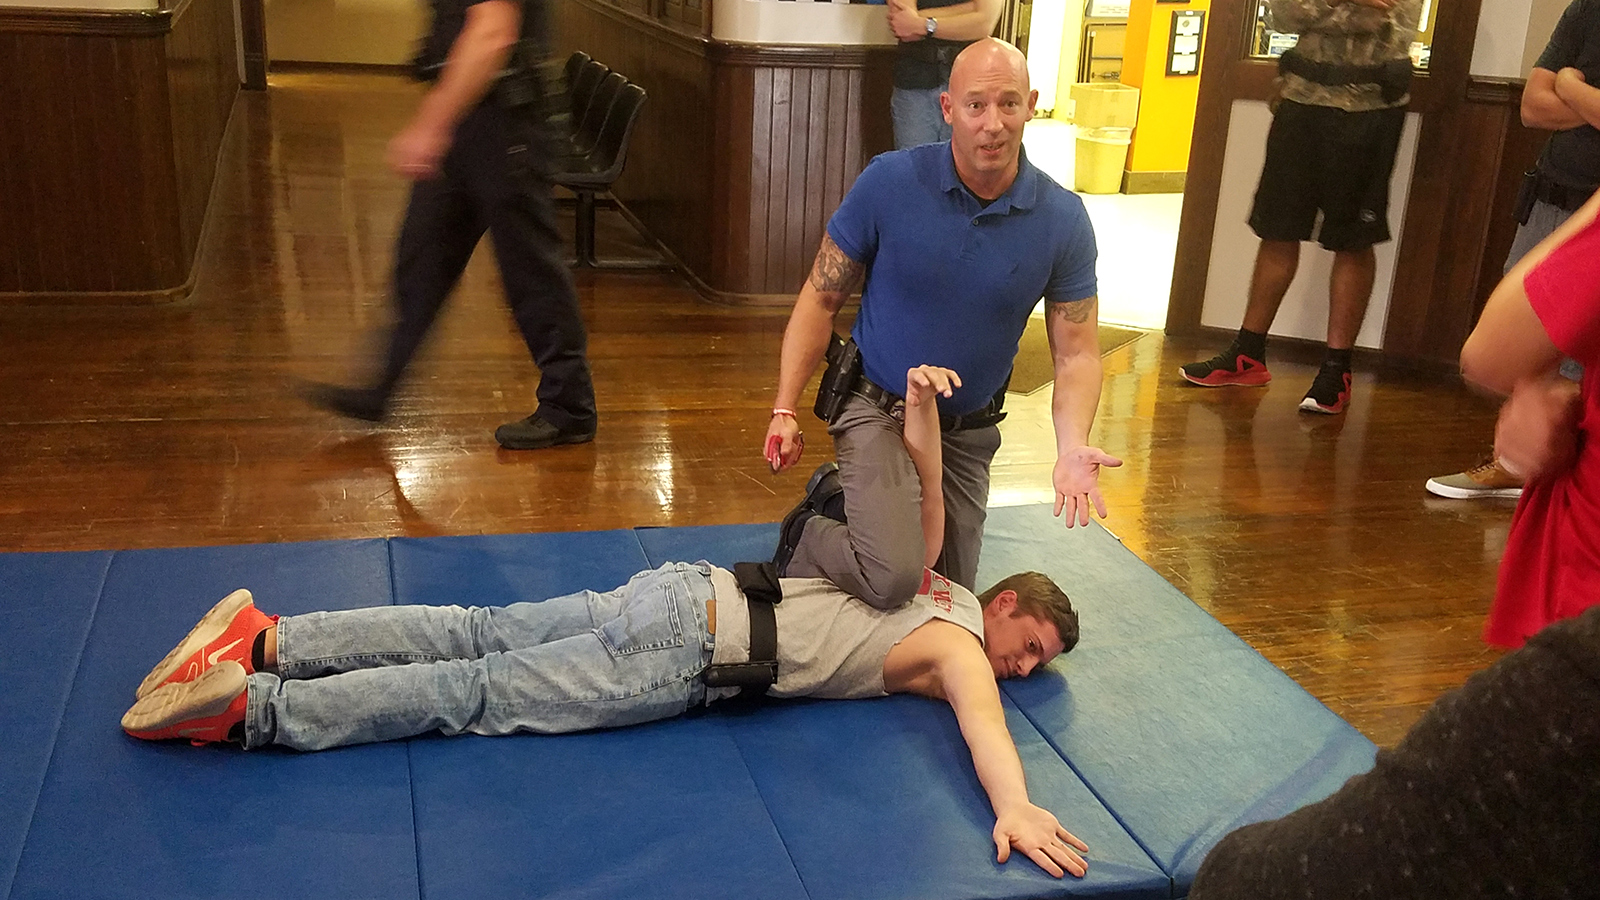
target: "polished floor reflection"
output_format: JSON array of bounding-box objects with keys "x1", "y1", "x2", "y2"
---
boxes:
[{"x1": 0, "y1": 74, "x2": 1514, "y2": 748}]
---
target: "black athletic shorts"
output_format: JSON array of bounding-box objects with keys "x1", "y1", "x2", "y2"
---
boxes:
[{"x1": 1248, "y1": 100, "x2": 1407, "y2": 252}]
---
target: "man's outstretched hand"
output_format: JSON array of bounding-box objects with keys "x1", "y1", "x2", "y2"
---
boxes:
[
  {"x1": 993, "y1": 804, "x2": 1089, "y2": 878},
  {"x1": 1052, "y1": 445, "x2": 1122, "y2": 527}
]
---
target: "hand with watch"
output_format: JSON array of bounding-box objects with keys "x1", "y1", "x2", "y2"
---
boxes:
[{"x1": 886, "y1": 0, "x2": 933, "y2": 42}]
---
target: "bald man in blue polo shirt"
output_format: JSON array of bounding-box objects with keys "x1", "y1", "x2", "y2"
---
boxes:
[{"x1": 763, "y1": 38, "x2": 1121, "y2": 611}]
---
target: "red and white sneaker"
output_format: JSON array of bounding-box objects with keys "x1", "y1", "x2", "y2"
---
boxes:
[
  {"x1": 1179, "y1": 349, "x2": 1272, "y2": 387},
  {"x1": 122, "y1": 660, "x2": 248, "y2": 745},
  {"x1": 135, "y1": 589, "x2": 275, "y2": 700}
]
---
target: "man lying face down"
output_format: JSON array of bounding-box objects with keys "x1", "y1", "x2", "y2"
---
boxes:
[{"x1": 121, "y1": 367, "x2": 1090, "y2": 879}]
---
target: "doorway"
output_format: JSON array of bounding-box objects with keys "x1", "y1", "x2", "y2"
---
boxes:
[{"x1": 1013, "y1": 0, "x2": 1193, "y2": 331}]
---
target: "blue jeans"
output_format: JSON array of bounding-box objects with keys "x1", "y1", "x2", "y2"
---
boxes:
[
  {"x1": 243, "y1": 563, "x2": 715, "y2": 751},
  {"x1": 892, "y1": 85, "x2": 950, "y2": 149}
]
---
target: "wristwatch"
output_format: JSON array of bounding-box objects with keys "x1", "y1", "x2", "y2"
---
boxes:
[{"x1": 924, "y1": 16, "x2": 937, "y2": 36}]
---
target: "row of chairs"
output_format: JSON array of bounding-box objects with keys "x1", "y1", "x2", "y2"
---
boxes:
[{"x1": 550, "y1": 51, "x2": 657, "y2": 269}]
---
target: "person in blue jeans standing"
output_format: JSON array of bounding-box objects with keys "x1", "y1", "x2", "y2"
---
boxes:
[
  {"x1": 121, "y1": 367, "x2": 1092, "y2": 880},
  {"x1": 886, "y1": 0, "x2": 1002, "y2": 148}
]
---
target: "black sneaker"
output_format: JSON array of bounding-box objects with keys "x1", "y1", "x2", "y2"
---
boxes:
[
  {"x1": 494, "y1": 415, "x2": 596, "y2": 450},
  {"x1": 1179, "y1": 346, "x2": 1272, "y2": 387},
  {"x1": 1299, "y1": 364, "x2": 1352, "y2": 415},
  {"x1": 300, "y1": 381, "x2": 389, "y2": 423},
  {"x1": 774, "y1": 462, "x2": 843, "y2": 574}
]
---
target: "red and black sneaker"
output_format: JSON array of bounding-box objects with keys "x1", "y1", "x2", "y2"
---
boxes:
[
  {"x1": 1179, "y1": 349, "x2": 1272, "y2": 387},
  {"x1": 136, "y1": 589, "x2": 275, "y2": 700},
  {"x1": 122, "y1": 660, "x2": 248, "y2": 745},
  {"x1": 1299, "y1": 365, "x2": 1353, "y2": 415}
]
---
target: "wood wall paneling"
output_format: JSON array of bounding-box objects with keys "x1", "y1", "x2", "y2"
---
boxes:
[
  {"x1": 0, "y1": 30, "x2": 179, "y2": 295},
  {"x1": 167, "y1": 0, "x2": 243, "y2": 263},
  {"x1": 0, "y1": 0, "x2": 239, "y2": 303},
  {"x1": 1383, "y1": 82, "x2": 1539, "y2": 364},
  {"x1": 555, "y1": 0, "x2": 893, "y2": 301}
]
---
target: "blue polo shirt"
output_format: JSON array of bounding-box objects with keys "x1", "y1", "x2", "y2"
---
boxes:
[{"x1": 827, "y1": 142, "x2": 1098, "y2": 416}]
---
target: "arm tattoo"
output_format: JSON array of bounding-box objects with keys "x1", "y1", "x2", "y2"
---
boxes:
[
  {"x1": 808, "y1": 236, "x2": 866, "y2": 297},
  {"x1": 1047, "y1": 296, "x2": 1096, "y2": 325}
]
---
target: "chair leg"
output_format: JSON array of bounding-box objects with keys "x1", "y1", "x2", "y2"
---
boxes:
[
  {"x1": 572, "y1": 191, "x2": 599, "y2": 268},
  {"x1": 560, "y1": 189, "x2": 670, "y2": 270}
]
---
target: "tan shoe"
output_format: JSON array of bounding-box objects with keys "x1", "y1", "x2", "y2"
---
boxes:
[{"x1": 1424, "y1": 458, "x2": 1524, "y2": 499}]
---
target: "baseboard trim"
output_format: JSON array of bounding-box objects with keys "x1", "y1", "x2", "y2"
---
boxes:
[{"x1": 1122, "y1": 170, "x2": 1186, "y2": 194}]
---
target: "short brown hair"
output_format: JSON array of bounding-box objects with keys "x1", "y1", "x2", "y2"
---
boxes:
[{"x1": 978, "y1": 572, "x2": 1079, "y2": 654}]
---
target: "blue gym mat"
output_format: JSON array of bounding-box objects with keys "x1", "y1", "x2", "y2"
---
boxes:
[{"x1": 0, "y1": 506, "x2": 1376, "y2": 899}]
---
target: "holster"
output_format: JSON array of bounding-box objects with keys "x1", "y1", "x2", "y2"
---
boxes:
[
  {"x1": 1515, "y1": 169, "x2": 1540, "y2": 226},
  {"x1": 813, "y1": 333, "x2": 863, "y2": 425},
  {"x1": 494, "y1": 45, "x2": 556, "y2": 185}
]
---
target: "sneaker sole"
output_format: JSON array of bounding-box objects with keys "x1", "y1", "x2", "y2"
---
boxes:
[
  {"x1": 135, "y1": 589, "x2": 253, "y2": 700},
  {"x1": 1298, "y1": 396, "x2": 1347, "y2": 415},
  {"x1": 122, "y1": 661, "x2": 247, "y2": 737},
  {"x1": 1424, "y1": 479, "x2": 1523, "y2": 500},
  {"x1": 1178, "y1": 366, "x2": 1272, "y2": 387},
  {"x1": 495, "y1": 430, "x2": 597, "y2": 451}
]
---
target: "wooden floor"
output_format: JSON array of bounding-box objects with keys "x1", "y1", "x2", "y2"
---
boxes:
[{"x1": 0, "y1": 74, "x2": 1514, "y2": 748}]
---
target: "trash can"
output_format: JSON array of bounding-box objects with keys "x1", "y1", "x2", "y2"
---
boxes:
[
  {"x1": 1074, "y1": 127, "x2": 1132, "y2": 194},
  {"x1": 1069, "y1": 82, "x2": 1140, "y2": 129}
]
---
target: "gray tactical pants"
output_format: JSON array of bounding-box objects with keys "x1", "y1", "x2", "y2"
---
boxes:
[{"x1": 787, "y1": 393, "x2": 1001, "y2": 609}]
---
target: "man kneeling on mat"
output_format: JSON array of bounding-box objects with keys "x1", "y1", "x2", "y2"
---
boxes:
[{"x1": 120, "y1": 366, "x2": 1091, "y2": 879}]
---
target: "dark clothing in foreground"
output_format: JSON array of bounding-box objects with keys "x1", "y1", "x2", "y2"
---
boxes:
[{"x1": 1189, "y1": 606, "x2": 1600, "y2": 899}]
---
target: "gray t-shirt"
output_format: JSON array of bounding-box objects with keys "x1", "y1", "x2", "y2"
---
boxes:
[{"x1": 707, "y1": 566, "x2": 985, "y2": 702}]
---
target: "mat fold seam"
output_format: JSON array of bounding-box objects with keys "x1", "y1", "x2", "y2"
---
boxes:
[{"x1": 4, "y1": 550, "x2": 114, "y2": 900}]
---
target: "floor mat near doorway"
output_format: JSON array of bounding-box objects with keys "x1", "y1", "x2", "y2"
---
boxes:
[{"x1": 1009, "y1": 320, "x2": 1148, "y2": 394}]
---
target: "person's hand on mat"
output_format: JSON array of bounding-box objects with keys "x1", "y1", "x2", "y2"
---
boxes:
[
  {"x1": 994, "y1": 803, "x2": 1089, "y2": 878},
  {"x1": 1495, "y1": 375, "x2": 1582, "y2": 482},
  {"x1": 905, "y1": 365, "x2": 961, "y2": 407},
  {"x1": 764, "y1": 411, "x2": 805, "y2": 473},
  {"x1": 1052, "y1": 446, "x2": 1122, "y2": 527}
]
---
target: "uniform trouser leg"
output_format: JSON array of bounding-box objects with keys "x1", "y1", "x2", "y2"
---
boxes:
[
  {"x1": 377, "y1": 170, "x2": 487, "y2": 395},
  {"x1": 787, "y1": 395, "x2": 999, "y2": 607},
  {"x1": 934, "y1": 423, "x2": 1001, "y2": 590},
  {"x1": 1188, "y1": 606, "x2": 1600, "y2": 898},
  {"x1": 788, "y1": 397, "x2": 925, "y2": 609},
  {"x1": 245, "y1": 564, "x2": 716, "y2": 750},
  {"x1": 467, "y1": 104, "x2": 597, "y2": 431}
]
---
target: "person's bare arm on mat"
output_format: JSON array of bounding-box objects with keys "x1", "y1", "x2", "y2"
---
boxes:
[{"x1": 883, "y1": 621, "x2": 1089, "y2": 878}]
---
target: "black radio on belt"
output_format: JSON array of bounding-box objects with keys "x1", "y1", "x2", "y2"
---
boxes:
[{"x1": 702, "y1": 562, "x2": 784, "y2": 696}]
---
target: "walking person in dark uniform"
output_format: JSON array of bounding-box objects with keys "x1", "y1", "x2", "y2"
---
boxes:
[{"x1": 304, "y1": 0, "x2": 598, "y2": 451}]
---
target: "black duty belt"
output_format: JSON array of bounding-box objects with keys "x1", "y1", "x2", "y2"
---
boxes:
[
  {"x1": 702, "y1": 562, "x2": 783, "y2": 696},
  {"x1": 853, "y1": 375, "x2": 1008, "y2": 433},
  {"x1": 1534, "y1": 173, "x2": 1597, "y2": 212}
]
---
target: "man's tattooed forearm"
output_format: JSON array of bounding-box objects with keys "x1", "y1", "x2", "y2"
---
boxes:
[{"x1": 809, "y1": 237, "x2": 866, "y2": 295}]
